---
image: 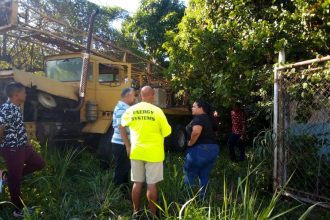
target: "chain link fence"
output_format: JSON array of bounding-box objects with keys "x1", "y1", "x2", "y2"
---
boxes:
[{"x1": 274, "y1": 53, "x2": 330, "y2": 208}]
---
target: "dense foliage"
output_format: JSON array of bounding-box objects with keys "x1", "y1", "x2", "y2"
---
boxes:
[
  {"x1": 162, "y1": 0, "x2": 329, "y2": 133},
  {"x1": 165, "y1": 0, "x2": 329, "y2": 105},
  {"x1": 122, "y1": 0, "x2": 186, "y2": 66}
]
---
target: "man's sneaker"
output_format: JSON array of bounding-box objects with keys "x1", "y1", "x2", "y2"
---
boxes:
[{"x1": 13, "y1": 207, "x2": 35, "y2": 218}]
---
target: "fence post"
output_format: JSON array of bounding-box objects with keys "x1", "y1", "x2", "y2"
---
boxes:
[
  {"x1": 278, "y1": 50, "x2": 285, "y2": 188},
  {"x1": 273, "y1": 49, "x2": 285, "y2": 191}
]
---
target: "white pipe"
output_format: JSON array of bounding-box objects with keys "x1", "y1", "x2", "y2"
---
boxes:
[
  {"x1": 273, "y1": 49, "x2": 285, "y2": 190},
  {"x1": 278, "y1": 49, "x2": 285, "y2": 188},
  {"x1": 273, "y1": 63, "x2": 279, "y2": 190}
]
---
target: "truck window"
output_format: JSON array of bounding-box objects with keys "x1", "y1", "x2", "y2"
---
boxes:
[
  {"x1": 99, "y1": 63, "x2": 119, "y2": 83},
  {"x1": 45, "y1": 58, "x2": 93, "y2": 82}
]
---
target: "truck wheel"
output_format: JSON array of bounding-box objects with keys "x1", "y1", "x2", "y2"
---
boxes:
[
  {"x1": 170, "y1": 125, "x2": 187, "y2": 151},
  {"x1": 96, "y1": 127, "x2": 114, "y2": 169}
]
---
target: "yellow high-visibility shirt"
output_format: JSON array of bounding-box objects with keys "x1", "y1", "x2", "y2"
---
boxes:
[{"x1": 121, "y1": 102, "x2": 172, "y2": 162}]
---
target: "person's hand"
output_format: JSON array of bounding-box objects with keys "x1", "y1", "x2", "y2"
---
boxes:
[
  {"x1": 125, "y1": 145, "x2": 131, "y2": 157},
  {"x1": 0, "y1": 126, "x2": 5, "y2": 140}
]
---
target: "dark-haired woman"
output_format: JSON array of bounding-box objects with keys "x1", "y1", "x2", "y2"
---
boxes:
[{"x1": 184, "y1": 100, "x2": 219, "y2": 199}]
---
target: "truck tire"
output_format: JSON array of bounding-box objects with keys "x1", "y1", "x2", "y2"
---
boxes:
[
  {"x1": 170, "y1": 124, "x2": 187, "y2": 151},
  {"x1": 96, "y1": 127, "x2": 114, "y2": 169}
]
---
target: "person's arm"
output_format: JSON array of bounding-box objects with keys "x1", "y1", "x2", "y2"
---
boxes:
[
  {"x1": 120, "y1": 110, "x2": 132, "y2": 156},
  {"x1": 0, "y1": 112, "x2": 5, "y2": 140},
  {"x1": 188, "y1": 125, "x2": 202, "y2": 147},
  {"x1": 119, "y1": 125, "x2": 131, "y2": 156},
  {"x1": 159, "y1": 110, "x2": 171, "y2": 137},
  {"x1": 0, "y1": 125, "x2": 4, "y2": 139}
]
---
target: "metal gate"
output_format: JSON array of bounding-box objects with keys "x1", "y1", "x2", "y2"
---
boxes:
[{"x1": 273, "y1": 51, "x2": 330, "y2": 208}]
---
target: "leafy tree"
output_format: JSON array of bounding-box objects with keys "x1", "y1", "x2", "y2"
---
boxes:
[
  {"x1": 122, "y1": 0, "x2": 185, "y2": 66},
  {"x1": 164, "y1": 0, "x2": 329, "y2": 133}
]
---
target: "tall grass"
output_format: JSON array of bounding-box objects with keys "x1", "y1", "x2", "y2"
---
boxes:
[
  {"x1": 156, "y1": 160, "x2": 315, "y2": 220},
  {"x1": 0, "y1": 144, "x2": 127, "y2": 219},
  {"x1": 252, "y1": 129, "x2": 274, "y2": 190},
  {"x1": 0, "y1": 144, "x2": 323, "y2": 219}
]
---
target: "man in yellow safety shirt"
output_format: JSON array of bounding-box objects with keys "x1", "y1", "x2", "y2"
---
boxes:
[{"x1": 120, "y1": 86, "x2": 171, "y2": 219}]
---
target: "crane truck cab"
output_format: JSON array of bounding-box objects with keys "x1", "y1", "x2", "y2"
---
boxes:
[{"x1": 0, "y1": 52, "x2": 191, "y2": 152}]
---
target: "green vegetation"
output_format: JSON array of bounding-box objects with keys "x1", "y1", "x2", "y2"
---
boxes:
[
  {"x1": 1, "y1": 143, "x2": 328, "y2": 219},
  {"x1": 164, "y1": 0, "x2": 329, "y2": 105},
  {"x1": 161, "y1": 0, "x2": 329, "y2": 136},
  {"x1": 122, "y1": 0, "x2": 185, "y2": 65}
]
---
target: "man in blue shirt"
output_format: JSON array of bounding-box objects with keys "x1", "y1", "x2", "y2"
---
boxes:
[
  {"x1": 0, "y1": 82, "x2": 45, "y2": 218},
  {"x1": 111, "y1": 88, "x2": 136, "y2": 186}
]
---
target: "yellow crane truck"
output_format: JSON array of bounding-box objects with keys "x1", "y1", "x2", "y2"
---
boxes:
[{"x1": 0, "y1": 0, "x2": 191, "y2": 162}]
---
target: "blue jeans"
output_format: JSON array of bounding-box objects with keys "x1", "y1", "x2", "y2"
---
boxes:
[{"x1": 184, "y1": 144, "x2": 219, "y2": 198}]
